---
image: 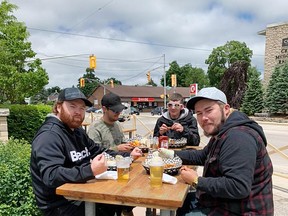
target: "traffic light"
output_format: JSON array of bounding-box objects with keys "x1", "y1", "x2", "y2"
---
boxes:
[
  {"x1": 110, "y1": 79, "x2": 114, "y2": 88},
  {"x1": 146, "y1": 71, "x2": 151, "y2": 82},
  {"x1": 89, "y1": 55, "x2": 96, "y2": 69},
  {"x1": 171, "y1": 74, "x2": 177, "y2": 87},
  {"x1": 80, "y1": 78, "x2": 85, "y2": 87}
]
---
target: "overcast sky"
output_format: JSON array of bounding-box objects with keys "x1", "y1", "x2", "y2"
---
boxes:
[{"x1": 8, "y1": 0, "x2": 288, "y2": 88}]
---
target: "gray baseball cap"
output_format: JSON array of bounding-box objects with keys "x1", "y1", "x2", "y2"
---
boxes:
[
  {"x1": 58, "y1": 87, "x2": 93, "y2": 107},
  {"x1": 187, "y1": 87, "x2": 227, "y2": 110}
]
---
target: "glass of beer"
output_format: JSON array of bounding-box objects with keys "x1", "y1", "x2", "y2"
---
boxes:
[
  {"x1": 116, "y1": 157, "x2": 130, "y2": 181},
  {"x1": 149, "y1": 158, "x2": 164, "y2": 187}
]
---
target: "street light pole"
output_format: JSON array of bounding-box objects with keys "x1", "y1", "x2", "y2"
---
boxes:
[{"x1": 163, "y1": 54, "x2": 167, "y2": 109}]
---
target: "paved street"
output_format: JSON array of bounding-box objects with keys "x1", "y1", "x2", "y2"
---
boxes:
[{"x1": 85, "y1": 112, "x2": 288, "y2": 215}]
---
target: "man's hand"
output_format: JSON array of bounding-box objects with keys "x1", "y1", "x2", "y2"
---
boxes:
[
  {"x1": 130, "y1": 147, "x2": 143, "y2": 160},
  {"x1": 159, "y1": 124, "x2": 171, "y2": 135},
  {"x1": 180, "y1": 166, "x2": 198, "y2": 185},
  {"x1": 117, "y1": 143, "x2": 133, "y2": 152},
  {"x1": 158, "y1": 148, "x2": 174, "y2": 159},
  {"x1": 91, "y1": 154, "x2": 108, "y2": 176},
  {"x1": 171, "y1": 123, "x2": 184, "y2": 132}
]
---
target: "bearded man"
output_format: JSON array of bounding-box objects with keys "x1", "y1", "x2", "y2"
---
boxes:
[
  {"x1": 30, "y1": 87, "x2": 142, "y2": 216},
  {"x1": 158, "y1": 87, "x2": 274, "y2": 216}
]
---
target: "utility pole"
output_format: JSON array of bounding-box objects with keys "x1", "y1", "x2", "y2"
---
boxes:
[
  {"x1": 163, "y1": 54, "x2": 167, "y2": 109},
  {"x1": 103, "y1": 79, "x2": 114, "y2": 95}
]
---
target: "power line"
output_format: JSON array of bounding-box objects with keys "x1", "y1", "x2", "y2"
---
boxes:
[
  {"x1": 27, "y1": 27, "x2": 213, "y2": 52},
  {"x1": 39, "y1": 0, "x2": 115, "y2": 50},
  {"x1": 28, "y1": 27, "x2": 265, "y2": 57}
]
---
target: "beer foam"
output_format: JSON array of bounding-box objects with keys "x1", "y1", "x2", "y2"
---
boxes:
[{"x1": 150, "y1": 156, "x2": 164, "y2": 166}]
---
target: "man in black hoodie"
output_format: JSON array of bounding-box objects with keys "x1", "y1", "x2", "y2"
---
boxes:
[
  {"x1": 158, "y1": 87, "x2": 274, "y2": 216},
  {"x1": 153, "y1": 93, "x2": 200, "y2": 147},
  {"x1": 30, "y1": 87, "x2": 142, "y2": 216}
]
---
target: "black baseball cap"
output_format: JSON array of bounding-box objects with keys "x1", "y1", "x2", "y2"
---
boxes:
[
  {"x1": 58, "y1": 87, "x2": 93, "y2": 107},
  {"x1": 101, "y1": 93, "x2": 126, "y2": 113}
]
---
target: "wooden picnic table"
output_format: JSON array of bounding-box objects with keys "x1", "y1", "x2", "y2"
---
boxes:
[{"x1": 56, "y1": 156, "x2": 190, "y2": 216}]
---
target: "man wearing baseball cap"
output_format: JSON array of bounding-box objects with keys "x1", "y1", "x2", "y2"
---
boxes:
[
  {"x1": 158, "y1": 87, "x2": 274, "y2": 215},
  {"x1": 88, "y1": 92, "x2": 134, "y2": 216},
  {"x1": 88, "y1": 93, "x2": 133, "y2": 152},
  {"x1": 30, "y1": 88, "x2": 142, "y2": 216}
]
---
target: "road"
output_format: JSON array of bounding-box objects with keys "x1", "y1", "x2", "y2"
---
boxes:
[{"x1": 85, "y1": 112, "x2": 288, "y2": 215}]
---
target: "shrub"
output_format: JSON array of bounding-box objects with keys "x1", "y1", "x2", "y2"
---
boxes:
[
  {"x1": 0, "y1": 138, "x2": 41, "y2": 216},
  {"x1": 0, "y1": 104, "x2": 51, "y2": 142}
]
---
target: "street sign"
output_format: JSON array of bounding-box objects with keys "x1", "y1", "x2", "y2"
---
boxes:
[{"x1": 190, "y1": 83, "x2": 198, "y2": 96}]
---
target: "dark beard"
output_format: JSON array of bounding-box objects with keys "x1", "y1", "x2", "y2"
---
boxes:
[
  {"x1": 59, "y1": 111, "x2": 84, "y2": 129},
  {"x1": 204, "y1": 109, "x2": 226, "y2": 137}
]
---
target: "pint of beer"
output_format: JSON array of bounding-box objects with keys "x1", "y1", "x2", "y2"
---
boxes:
[
  {"x1": 149, "y1": 157, "x2": 164, "y2": 187},
  {"x1": 116, "y1": 157, "x2": 130, "y2": 181}
]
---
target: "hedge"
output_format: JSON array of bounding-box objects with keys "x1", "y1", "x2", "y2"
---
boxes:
[
  {"x1": 0, "y1": 138, "x2": 41, "y2": 216},
  {"x1": 0, "y1": 104, "x2": 52, "y2": 143}
]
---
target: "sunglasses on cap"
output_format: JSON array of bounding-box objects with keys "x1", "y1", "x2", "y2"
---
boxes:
[{"x1": 167, "y1": 103, "x2": 181, "y2": 108}]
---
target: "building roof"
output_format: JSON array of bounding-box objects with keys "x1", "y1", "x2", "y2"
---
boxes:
[
  {"x1": 258, "y1": 21, "x2": 288, "y2": 36},
  {"x1": 47, "y1": 92, "x2": 59, "y2": 101},
  {"x1": 98, "y1": 85, "x2": 192, "y2": 98}
]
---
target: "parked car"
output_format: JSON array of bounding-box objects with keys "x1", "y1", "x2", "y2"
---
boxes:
[
  {"x1": 86, "y1": 107, "x2": 98, "y2": 113},
  {"x1": 86, "y1": 107, "x2": 102, "y2": 113},
  {"x1": 94, "y1": 109, "x2": 103, "y2": 114},
  {"x1": 151, "y1": 107, "x2": 164, "y2": 116},
  {"x1": 130, "y1": 107, "x2": 140, "y2": 115}
]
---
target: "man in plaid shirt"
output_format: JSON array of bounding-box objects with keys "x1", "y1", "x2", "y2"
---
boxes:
[{"x1": 159, "y1": 87, "x2": 274, "y2": 216}]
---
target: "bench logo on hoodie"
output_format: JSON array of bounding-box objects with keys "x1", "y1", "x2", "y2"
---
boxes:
[{"x1": 70, "y1": 147, "x2": 90, "y2": 162}]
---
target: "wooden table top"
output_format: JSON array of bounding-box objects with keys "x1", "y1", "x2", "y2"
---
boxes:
[{"x1": 56, "y1": 156, "x2": 190, "y2": 210}]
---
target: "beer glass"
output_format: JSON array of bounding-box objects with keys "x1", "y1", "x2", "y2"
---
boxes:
[
  {"x1": 116, "y1": 157, "x2": 130, "y2": 181},
  {"x1": 149, "y1": 160, "x2": 164, "y2": 187}
]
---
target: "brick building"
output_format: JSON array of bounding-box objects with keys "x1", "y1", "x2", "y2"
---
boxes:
[
  {"x1": 258, "y1": 22, "x2": 288, "y2": 87},
  {"x1": 87, "y1": 85, "x2": 191, "y2": 111}
]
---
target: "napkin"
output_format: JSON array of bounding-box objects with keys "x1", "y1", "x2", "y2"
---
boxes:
[
  {"x1": 95, "y1": 171, "x2": 117, "y2": 180},
  {"x1": 162, "y1": 173, "x2": 178, "y2": 184}
]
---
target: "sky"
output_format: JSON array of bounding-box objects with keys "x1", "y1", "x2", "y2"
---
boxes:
[{"x1": 7, "y1": 0, "x2": 288, "y2": 88}]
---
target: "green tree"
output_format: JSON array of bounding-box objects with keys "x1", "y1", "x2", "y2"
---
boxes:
[
  {"x1": 103, "y1": 77, "x2": 122, "y2": 86},
  {"x1": 183, "y1": 65, "x2": 209, "y2": 89},
  {"x1": 30, "y1": 86, "x2": 61, "y2": 104},
  {"x1": 161, "y1": 61, "x2": 182, "y2": 87},
  {"x1": 0, "y1": 1, "x2": 49, "y2": 104},
  {"x1": 205, "y1": 40, "x2": 253, "y2": 87},
  {"x1": 78, "y1": 69, "x2": 99, "y2": 97},
  {"x1": 241, "y1": 67, "x2": 264, "y2": 115},
  {"x1": 161, "y1": 61, "x2": 209, "y2": 88},
  {"x1": 146, "y1": 78, "x2": 157, "y2": 86},
  {"x1": 265, "y1": 63, "x2": 288, "y2": 114}
]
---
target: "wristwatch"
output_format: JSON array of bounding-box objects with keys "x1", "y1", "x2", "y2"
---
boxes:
[{"x1": 191, "y1": 177, "x2": 198, "y2": 188}]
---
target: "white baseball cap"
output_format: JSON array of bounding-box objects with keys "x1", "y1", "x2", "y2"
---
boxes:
[{"x1": 187, "y1": 87, "x2": 227, "y2": 110}]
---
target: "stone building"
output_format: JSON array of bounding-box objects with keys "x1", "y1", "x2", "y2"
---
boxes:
[{"x1": 258, "y1": 22, "x2": 288, "y2": 87}]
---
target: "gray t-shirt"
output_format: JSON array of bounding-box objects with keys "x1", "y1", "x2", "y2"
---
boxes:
[{"x1": 87, "y1": 118, "x2": 124, "y2": 151}]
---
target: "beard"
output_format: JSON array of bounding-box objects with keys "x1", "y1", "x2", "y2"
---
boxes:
[
  {"x1": 59, "y1": 110, "x2": 84, "y2": 129},
  {"x1": 203, "y1": 108, "x2": 226, "y2": 137}
]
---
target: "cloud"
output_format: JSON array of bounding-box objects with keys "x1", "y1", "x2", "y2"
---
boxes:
[{"x1": 9, "y1": 0, "x2": 288, "y2": 88}]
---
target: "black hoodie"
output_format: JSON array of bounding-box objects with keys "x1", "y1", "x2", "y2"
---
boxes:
[
  {"x1": 153, "y1": 108, "x2": 200, "y2": 146},
  {"x1": 30, "y1": 115, "x2": 128, "y2": 210},
  {"x1": 176, "y1": 111, "x2": 273, "y2": 215}
]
